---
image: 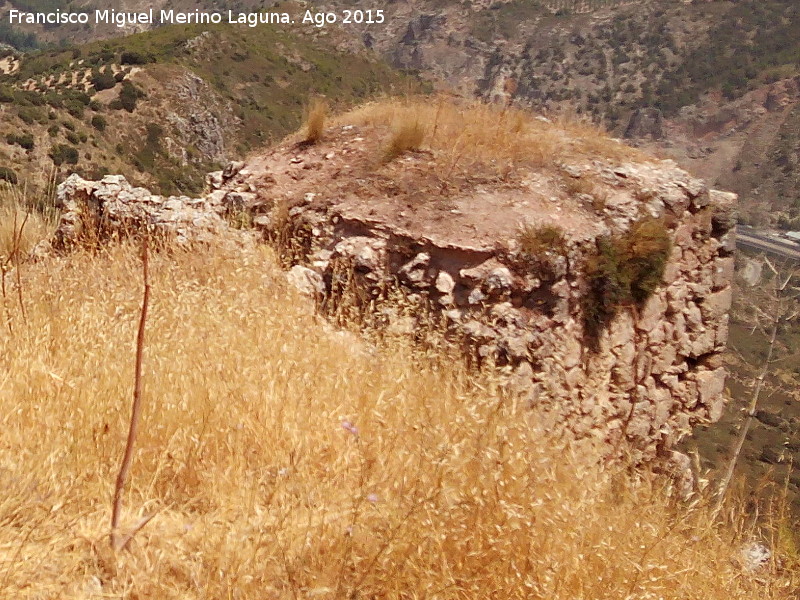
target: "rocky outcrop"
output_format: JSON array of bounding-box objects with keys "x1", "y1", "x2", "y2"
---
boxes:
[
  {"x1": 49, "y1": 126, "x2": 737, "y2": 462},
  {"x1": 164, "y1": 71, "x2": 235, "y2": 165},
  {"x1": 624, "y1": 108, "x2": 664, "y2": 140}
]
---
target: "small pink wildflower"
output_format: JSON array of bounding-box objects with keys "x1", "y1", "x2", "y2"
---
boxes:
[{"x1": 341, "y1": 420, "x2": 359, "y2": 436}]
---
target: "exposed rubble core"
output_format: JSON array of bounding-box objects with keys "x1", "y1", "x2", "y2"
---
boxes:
[{"x1": 48, "y1": 119, "x2": 737, "y2": 460}]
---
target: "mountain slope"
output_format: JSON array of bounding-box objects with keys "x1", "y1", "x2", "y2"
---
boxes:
[
  {"x1": 316, "y1": 0, "x2": 800, "y2": 227},
  {"x1": 0, "y1": 20, "x2": 413, "y2": 194}
]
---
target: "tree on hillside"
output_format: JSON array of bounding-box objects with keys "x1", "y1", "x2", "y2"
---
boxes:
[{"x1": 90, "y1": 70, "x2": 116, "y2": 93}]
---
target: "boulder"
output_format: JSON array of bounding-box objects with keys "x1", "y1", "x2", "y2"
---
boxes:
[
  {"x1": 694, "y1": 368, "x2": 726, "y2": 421},
  {"x1": 699, "y1": 287, "x2": 733, "y2": 322},
  {"x1": 398, "y1": 252, "x2": 431, "y2": 287}
]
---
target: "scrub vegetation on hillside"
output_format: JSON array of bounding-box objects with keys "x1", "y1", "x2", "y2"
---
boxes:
[{"x1": 0, "y1": 22, "x2": 412, "y2": 195}]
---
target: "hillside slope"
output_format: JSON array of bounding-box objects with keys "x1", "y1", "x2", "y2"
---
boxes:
[{"x1": 0, "y1": 21, "x2": 411, "y2": 194}]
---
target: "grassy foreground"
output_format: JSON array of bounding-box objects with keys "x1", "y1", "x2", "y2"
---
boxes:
[{"x1": 0, "y1": 241, "x2": 796, "y2": 598}]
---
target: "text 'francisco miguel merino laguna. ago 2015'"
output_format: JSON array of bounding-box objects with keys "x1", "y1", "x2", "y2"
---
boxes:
[{"x1": 3, "y1": 9, "x2": 357, "y2": 28}]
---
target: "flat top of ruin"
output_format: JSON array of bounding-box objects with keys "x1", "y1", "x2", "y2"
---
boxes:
[{"x1": 224, "y1": 99, "x2": 709, "y2": 250}]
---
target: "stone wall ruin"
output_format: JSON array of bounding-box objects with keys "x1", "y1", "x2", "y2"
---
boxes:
[{"x1": 47, "y1": 136, "x2": 737, "y2": 461}]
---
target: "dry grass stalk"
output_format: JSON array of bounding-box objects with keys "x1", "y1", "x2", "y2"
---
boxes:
[
  {"x1": 11, "y1": 209, "x2": 28, "y2": 324},
  {"x1": 0, "y1": 200, "x2": 52, "y2": 261},
  {"x1": 517, "y1": 222, "x2": 567, "y2": 257},
  {"x1": 303, "y1": 98, "x2": 328, "y2": 144},
  {"x1": 0, "y1": 188, "x2": 54, "y2": 330},
  {"x1": 110, "y1": 235, "x2": 153, "y2": 551},
  {"x1": 715, "y1": 260, "x2": 800, "y2": 514}
]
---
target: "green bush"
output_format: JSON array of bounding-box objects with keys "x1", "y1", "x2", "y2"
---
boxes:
[
  {"x1": 97, "y1": 48, "x2": 115, "y2": 63},
  {"x1": 6, "y1": 133, "x2": 35, "y2": 150},
  {"x1": 120, "y1": 50, "x2": 152, "y2": 65},
  {"x1": 44, "y1": 93, "x2": 62, "y2": 109},
  {"x1": 49, "y1": 143, "x2": 79, "y2": 166},
  {"x1": 582, "y1": 218, "x2": 671, "y2": 347},
  {"x1": 64, "y1": 99, "x2": 85, "y2": 119},
  {"x1": 0, "y1": 85, "x2": 14, "y2": 103},
  {"x1": 90, "y1": 70, "x2": 116, "y2": 92},
  {"x1": 0, "y1": 166, "x2": 18, "y2": 184},
  {"x1": 146, "y1": 123, "x2": 163, "y2": 145},
  {"x1": 91, "y1": 115, "x2": 106, "y2": 131},
  {"x1": 68, "y1": 91, "x2": 91, "y2": 106},
  {"x1": 112, "y1": 80, "x2": 144, "y2": 113},
  {"x1": 16, "y1": 106, "x2": 46, "y2": 125},
  {"x1": 23, "y1": 91, "x2": 45, "y2": 107}
]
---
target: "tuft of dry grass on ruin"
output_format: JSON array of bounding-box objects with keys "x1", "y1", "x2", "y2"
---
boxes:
[
  {"x1": 383, "y1": 119, "x2": 425, "y2": 162},
  {"x1": 561, "y1": 170, "x2": 611, "y2": 211},
  {"x1": 0, "y1": 241, "x2": 797, "y2": 599},
  {"x1": 517, "y1": 222, "x2": 568, "y2": 258},
  {"x1": 337, "y1": 96, "x2": 647, "y2": 175},
  {"x1": 303, "y1": 98, "x2": 328, "y2": 145}
]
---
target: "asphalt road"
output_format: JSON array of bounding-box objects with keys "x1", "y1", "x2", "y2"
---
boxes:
[{"x1": 735, "y1": 226, "x2": 800, "y2": 261}]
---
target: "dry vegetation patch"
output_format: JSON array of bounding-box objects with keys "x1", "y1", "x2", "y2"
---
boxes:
[
  {"x1": 0, "y1": 242, "x2": 795, "y2": 598},
  {"x1": 0, "y1": 194, "x2": 54, "y2": 261},
  {"x1": 516, "y1": 222, "x2": 569, "y2": 278},
  {"x1": 383, "y1": 119, "x2": 426, "y2": 162},
  {"x1": 302, "y1": 98, "x2": 328, "y2": 145},
  {"x1": 337, "y1": 97, "x2": 647, "y2": 177}
]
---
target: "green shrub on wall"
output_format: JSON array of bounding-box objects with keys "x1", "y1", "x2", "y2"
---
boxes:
[{"x1": 583, "y1": 218, "x2": 671, "y2": 347}]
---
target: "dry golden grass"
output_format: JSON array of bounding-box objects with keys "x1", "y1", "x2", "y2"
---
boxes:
[
  {"x1": 0, "y1": 241, "x2": 797, "y2": 598},
  {"x1": 303, "y1": 98, "x2": 328, "y2": 145},
  {"x1": 383, "y1": 120, "x2": 425, "y2": 162},
  {"x1": 563, "y1": 173, "x2": 599, "y2": 197},
  {"x1": 517, "y1": 223, "x2": 568, "y2": 258},
  {"x1": 337, "y1": 96, "x2": 646, "y2": 175},
  {"x1": 0, "y1": 198, "x2": 53, "y2": 261}
]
